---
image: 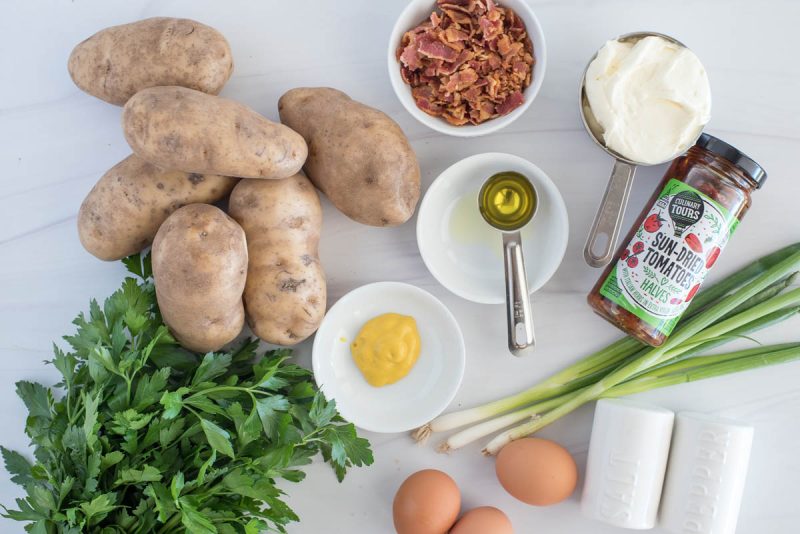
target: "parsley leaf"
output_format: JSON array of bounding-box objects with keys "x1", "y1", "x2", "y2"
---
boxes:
[
  {"x1": 192, "y1": 352, "x2": 232, "y2": 385},
  {"x1": 1, "y1": 447, "x2": 33, "y2": 486},
  {"x1": 80, "y1": 493, "x2": 117, "y2": 526},
  {"x1": 2, "y1": 252, "x2": 373, "y2": 532},
  {"x1": 199, "y1": 419, "x2": 235, "y2": 459},
  {"x1": 15, "y1": 382, "x2": 52, "y2": 421}
]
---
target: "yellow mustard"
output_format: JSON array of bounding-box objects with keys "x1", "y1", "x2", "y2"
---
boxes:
[{"x1": 350, "y1": 313, "x2": 421, "y2": 387}]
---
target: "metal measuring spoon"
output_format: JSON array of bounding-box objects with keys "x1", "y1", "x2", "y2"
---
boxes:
[
  {"x1": 479, "y1": 172, "x2": 539, "y2": 356},
  {"x1": 580, "y1": 31, "x2": 699, "y2": 268}
]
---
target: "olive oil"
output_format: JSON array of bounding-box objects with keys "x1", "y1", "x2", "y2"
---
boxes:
[{"x1": 478, "y1": 171, "x2": 537, "y2": 231}]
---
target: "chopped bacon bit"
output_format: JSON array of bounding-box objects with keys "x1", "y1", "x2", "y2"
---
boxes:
[
  {"x1": 400, "y1": 66, "x2": 415, "y2": 85},
  {"x1": 487, "y1": 53, "x2": 502, "y2": 70},
  {"x1": 445, "y1": 111, "x2": 470, "y2": 126},
  {"x1": 441, "y1": 9, "x2": 472, "y2": 26},
  {"x1": 417, "y1": 34, "x2": 459, "y2": 62},
  {"x1": 502, "y1": 42, "x2": 524, "y2": 61},
  {"x1": 446, "y1": 39, "x2": 466, "y2": 53},
  {"x1": 399, "y1": 35, "x2": 423, "y2": 70},
  {"x1": 496, "y1": 34, "x2": 512, "y2": 55},
  {"x1": 479, "y1": 16, "x2": 503, "y2": 40},
  {"x1": 496, "y1": 91, "x2": 524, "y2": 116},
  {"x1": 444, "y1": 27, "x2": 470, "y2": 42},
  {"x1": 507, "y1": 10, "x2": 524, "y2": 31},
  {"x1": 412, "y1": 85, "x2": 434, "y2": 99},
  {"x1": 438, "y1": 50, "x2": 473, "y2": 75},
  {"x1": 462, "y1": 85, "x2": 482, "y2": 102},
  {"x1": 439, "y1": 0, "x2": 477, "y2": 14},
  {"x1": 396, "y1": 0, "x2": 534, "y2": 125},
  {"x1": 416, "y1": 96, "x2": 443, "y2": 115},
  {"x1": 444, "y1": 67, "x2": 479, "y2": 92}
]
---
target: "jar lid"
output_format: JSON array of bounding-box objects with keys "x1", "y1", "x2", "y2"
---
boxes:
[{"x1": 696, "y1": 133, "x2": 767, "y2": 188}]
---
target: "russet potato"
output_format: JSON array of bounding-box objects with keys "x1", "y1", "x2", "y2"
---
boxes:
[
  {"x1": 228, "y1": 174, "x2": 326, "y2": 345},
  {"x1": 68, "y1": 17, "x2": 233, "y2": 106},
  {"x1": 78, "y1": 154, "x2": 238, "y2": 261},
  {"x1": 152, "y1": 204, "x2": 248, "y2": 352},
  {"x1": 278, "y1": 87, "x2": 420, "y2": 227},
  {"x1": 123, "y1": 86, "x2": 307, "y2": 180}
]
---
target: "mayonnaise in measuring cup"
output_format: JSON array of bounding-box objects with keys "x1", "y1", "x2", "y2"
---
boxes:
[{"x1": 585, "y1": 35, "x2": 711, "y2": 165}]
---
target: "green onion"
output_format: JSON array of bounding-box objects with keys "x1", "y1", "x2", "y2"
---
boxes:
[
  {"x1": 481, "y1": 249, "x2": 800, "y2": 455},
  {"x1": 482, "y1": 342, "x2": 800, "y2": 456},
  {"x1": 611, "y1": 343, "x2": 800, "y2": 395},
  {"x1": 628, "y1": 305, "x2": 800, "y2": 379},
  {"x1": 435, "y1": 306, "x2": 800, "y2": 453},
  {"x1": 478, "y1": 343, "x2": 800, "y2": 456},
  {"x1": 414, "y1": 243, "x2": 800, "y2": 456},
  {"x1": 411, "y1": 337, "x2": 641, "y2": 442}
]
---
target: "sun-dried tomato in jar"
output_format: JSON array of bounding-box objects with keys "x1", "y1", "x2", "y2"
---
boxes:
[{"x1": 588, "y1": 134, "x2": 768, "y2": 346}]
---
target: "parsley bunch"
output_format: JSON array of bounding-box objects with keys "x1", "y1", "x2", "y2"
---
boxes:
[{"x1": 1, "y1": 254, "x2": 373, "y2": 533}]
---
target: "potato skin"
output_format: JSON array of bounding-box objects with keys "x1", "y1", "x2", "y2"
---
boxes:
[
  {"x1": 278, "y1": 87, "x2": 420, "y2": 226},
  {"x1": 152, "y1": 204, "x2": 247, "y2": 353},
  {"x1": 124, "y1": 86, "x2": 308, "y2": 179},
  {"x1": 228, "y1": 174, "x2": 326, "y2": 345},
  {"x1": 68, "y1": 17, "x2": 233, "y2": 106},
  {"x1": 78, "y1": 155, "x2": 238, "y2": 261}
]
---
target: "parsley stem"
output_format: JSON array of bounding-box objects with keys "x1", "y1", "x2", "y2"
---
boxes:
[
  {"x1": 157, "y1": 512, "x2": 183, "y2": 533},
  {"x1": 65, "y1": 391, "x2": 73, "y2": 422},
  {"x1": 185, "y1": 405, "x2": 202, "y2": 420},
  {"x1": 125, "y1": 377, "x2": 133, "y2": 408},
  {"x1": 67, "y1": 403, "x2": 85, "y2": 426},
  {"x1": 186, "y1": 385, "x2": 270, "y2": 399}
]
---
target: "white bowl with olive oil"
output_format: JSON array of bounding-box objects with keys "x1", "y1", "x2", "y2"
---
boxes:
[{"x1": 417, "y1": 153, "x2": 569, "y2": 304}]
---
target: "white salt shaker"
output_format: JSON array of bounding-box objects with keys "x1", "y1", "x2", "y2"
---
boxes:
[
  {"x1": 581, "y1": 398, "x2": 675, "y2": 529},
  {"x1": 659, "y1": 412, "x2": 754, "y2": 534}
]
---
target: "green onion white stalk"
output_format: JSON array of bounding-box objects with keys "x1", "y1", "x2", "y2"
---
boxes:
[{"x1": 413, "y1": 243, "x2": 800, "y2": 456}]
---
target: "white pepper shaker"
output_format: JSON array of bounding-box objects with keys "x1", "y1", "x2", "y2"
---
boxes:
[
  {"x1": 659, "y1": 412, "x2": 754, "y2": 534},
  {"x1": 581, "y1": 398, "x2": 675, "y2": 529}
]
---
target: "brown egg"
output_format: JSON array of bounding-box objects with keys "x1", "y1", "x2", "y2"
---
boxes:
[
  {"x1": 393, "y1": 469, "x2": 461, "y2": 534},
  {"x1": 450, "y1": 506, "x2": 514, "y2": 534},
  {"x1": 495, "y1": 437, "x2": 578, "y2": 506}
]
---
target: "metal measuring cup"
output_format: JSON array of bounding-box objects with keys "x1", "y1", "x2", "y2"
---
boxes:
[
  {"x1": 580, "y1": 31, "x2": 700, "y2": 268},
  {"x1": 479, "y1": 172, "x2": 538, "y2": 356}
]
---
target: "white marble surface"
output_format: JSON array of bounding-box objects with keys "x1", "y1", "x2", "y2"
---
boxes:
[{"x1": 1, "y1": 1, "x2": 799, "y2": 532}]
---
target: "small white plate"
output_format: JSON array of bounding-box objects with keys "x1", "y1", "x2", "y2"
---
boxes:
[
  {"x1": 312, "y1": 282, "x2": 465, "y2": 433},
  {"x1": 417, "y1": 152, "x2": 569, "y2": 304}
]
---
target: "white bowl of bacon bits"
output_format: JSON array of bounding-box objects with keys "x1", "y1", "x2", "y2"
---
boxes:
[{"x1": 389, "y1": 0, "x2": 546, "y2": 137}]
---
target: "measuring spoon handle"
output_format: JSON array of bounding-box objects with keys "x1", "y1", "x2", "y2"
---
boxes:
[
  {"x1": 503, "y1": 231, "x2": 535, "y2": 356},
  {"x1": 584, "y1": 160, "x2": 637, "y2": 268}
]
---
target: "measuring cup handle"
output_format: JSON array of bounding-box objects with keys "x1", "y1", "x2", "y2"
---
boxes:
[
  {"x1": 503, "y1": 232, "x2": 535, "y2": 356},
  {"x1": 584, "y1": 160, "x2": 637, "y2": 268}
]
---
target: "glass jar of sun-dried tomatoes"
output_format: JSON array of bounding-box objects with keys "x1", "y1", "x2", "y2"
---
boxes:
[{"x1": 588, "y1": 134, "x2": 767, "y2": 346}]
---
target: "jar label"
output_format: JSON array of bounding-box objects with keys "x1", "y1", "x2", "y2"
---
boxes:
[{"x1": 599, "y1": 179, "x2": 738, "y2": 336}]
